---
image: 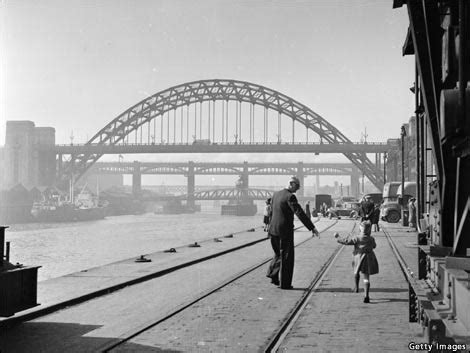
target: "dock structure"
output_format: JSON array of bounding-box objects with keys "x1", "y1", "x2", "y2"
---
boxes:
[{"x1": 0, "y1": 219, "x2": 442, "y2": 352}]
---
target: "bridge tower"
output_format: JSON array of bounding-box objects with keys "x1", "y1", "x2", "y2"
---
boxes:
[
  {"x1": 350, "y1": 167, "x2": 360, "y2": 197},
  {"x1": 3, "y1": 121, "x2": 55, "y2": 190},
  {"x1": 132, "y1": 161, "x2": 142, "y2": 198},
  {"x1": 241, "y1": 161, "x2": 249, "y2": 189},
  {"x1": 187, "y1": 161, "x2": 195, "y2": 208},
  {"x1": 297, "y1": 162, "x2": 304, "y2": 197}
]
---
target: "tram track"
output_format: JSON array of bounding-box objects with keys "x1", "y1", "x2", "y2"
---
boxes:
[
  {"x1": 264, "y1": 221, "x2": 355, "y2": 352},
  {"x1": 1, "y1": 218, "x2": 351, "y2": 353},
  {"x1": 101, "y1": 219, "x2": 341, "y2": 352},
  {"x1": 264, "y1": 223, "x2": 416, "y2": 352},
  {"x1": 0, "y1": 225, "x2": 279, "y2": 329}
]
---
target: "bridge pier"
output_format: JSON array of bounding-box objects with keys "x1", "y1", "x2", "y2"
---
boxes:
[
  {"x1": 297, "y1": 162, "x2": 304, "y2": 197},
  {"x1": 187, "y1": 161, "x2": 195, "y2": 208},
  {"x1": 351, "y1": 167, "x2": 360, "y2": 198},
  {"x1": 132, "y1": 161, "x2": 142, "y2": 198},
  {"x1": 57, "y1": 154, "x2": 63, "y2": 182},
  {"x1": 375, "y1": 153, "x2": 381, "y2": 170},
  {"x1": 241, "y1": 161, "x2": 249, "y2": 188}
]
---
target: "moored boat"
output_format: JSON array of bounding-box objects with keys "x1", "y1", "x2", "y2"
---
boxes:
[{"x1": 31, "y1": 189, "x2": 106, "y2": 223}]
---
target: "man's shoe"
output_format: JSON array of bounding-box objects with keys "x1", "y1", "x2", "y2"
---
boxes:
[
  {"x1": 363, "y1": 296, "x2": 370, "y2": 303},
  {"x1": 270, "y1": 278, "x2": 280, "y2": 286},
  {"x1": 280, "y1": 285, "x2": 293, "y2": 290}
]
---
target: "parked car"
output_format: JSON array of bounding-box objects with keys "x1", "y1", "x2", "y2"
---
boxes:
[
  {"x1": 380, "y1": 182, "x2": 416, "y2": 223},
  {"x1": 328, "y1": 201, "x2": 360, "y2": 218}
]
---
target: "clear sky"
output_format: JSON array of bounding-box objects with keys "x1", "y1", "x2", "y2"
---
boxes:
[{"x1": 0, "y1": 0, "x2": 415, "y2": 186}]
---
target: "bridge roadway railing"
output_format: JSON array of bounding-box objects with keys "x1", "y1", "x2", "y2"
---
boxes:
[{"x1": 52, "y1": 141, "x2": 391, "y2": 154}]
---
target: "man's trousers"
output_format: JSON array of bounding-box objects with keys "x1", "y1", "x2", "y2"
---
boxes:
[{"x1": 266, "y1": 234, "x2": 295, "y2": 288}]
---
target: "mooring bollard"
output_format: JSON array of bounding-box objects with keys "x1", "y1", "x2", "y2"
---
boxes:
[{"x1": 135, "y1": 255, "x2": 151, "y2": 263}]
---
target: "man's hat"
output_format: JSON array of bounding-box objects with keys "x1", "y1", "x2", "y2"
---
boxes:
[{"x1": 289, "y1": 176, "x2": 300, "y2": 185}]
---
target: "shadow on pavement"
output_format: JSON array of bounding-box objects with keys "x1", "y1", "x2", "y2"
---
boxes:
[
  {"x1": 315, "y1": 287, "x2": 355, "y2": 292},
  {"x1": 370, "y1": 288, "x2": 408, "y2": 293},
  {"x1": 0, "y1": 321, "x2": 182, "y2": 353},
  {"x1": 367, "y1": 298, "x2": 409, "y2": 304},
  {"x1": 315, "y1": 287, "x2": 408, "y2": 293}
]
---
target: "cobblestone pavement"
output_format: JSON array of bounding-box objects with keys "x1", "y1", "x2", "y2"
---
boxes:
[
  {"x1": 114, "y1": 221, "x2": 354, "y2": 352},
  {"x1": 1, "y1": 220, "x2": 426, "y2": 353},
  {"x1": 0, "y1": 220, "x2": 337, "y2": 352},
  {"x1": 278, "y1": 229, "x2": 423, "y2": 353}
]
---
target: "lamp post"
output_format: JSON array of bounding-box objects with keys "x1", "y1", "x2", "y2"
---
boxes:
[
  {"x1": 383, "y1": 152, "x2": 387, "y2": 185},
  {"x1": 401, "y1": 125, "x2": 408, "y2": 226}
]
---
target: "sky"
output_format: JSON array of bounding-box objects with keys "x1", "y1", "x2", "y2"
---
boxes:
[{"x1": 0, "y1": 0, "x2": 415, "y2": 187}]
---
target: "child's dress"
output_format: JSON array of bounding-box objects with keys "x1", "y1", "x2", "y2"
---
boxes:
[{"x1": 337, "y1": 234, "x2": 379, "y2": 275}]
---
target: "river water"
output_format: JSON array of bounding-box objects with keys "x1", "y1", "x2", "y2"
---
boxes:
[{"x1": 6, "y1": 210, "x2": 262, "y2": 282}]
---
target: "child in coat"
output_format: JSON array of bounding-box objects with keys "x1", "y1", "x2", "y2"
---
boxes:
[
  {"x1": 334, "y1": 221, "x2": 379, "y2": 303},
  {"x1": 263, "y1": 198, "x2": 272, "y2": 231}
]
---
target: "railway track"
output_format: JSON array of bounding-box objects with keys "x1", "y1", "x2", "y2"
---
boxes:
[
  {"x1": 100, "y1": 219, "x2": 342, "y2": 352},
  {"x1": 5, "y1": 218, "x2": 415, "y2": 352},
  {"x1": 95, "y1": 220, "x2": 416, "y2": 353},
  {"x1": 265, "y1": 224, "x2": 417, "y2": 352},
  {"x1": 0, "y1": 224, "x2": 293, "y2": 329}
]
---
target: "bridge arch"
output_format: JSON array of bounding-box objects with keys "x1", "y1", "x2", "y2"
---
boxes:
[{"x1": 70, "y1": 79, "x2": 383, "y2": 188}]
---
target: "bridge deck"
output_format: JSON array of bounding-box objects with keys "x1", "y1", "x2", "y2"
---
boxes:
[{"x1": 53, "y1": 142, "x2": 390, "y2": 154}]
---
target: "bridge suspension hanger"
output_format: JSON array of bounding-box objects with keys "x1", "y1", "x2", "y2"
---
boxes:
[
  {"x1": 250, "y1": 103, "x2": 254, "y2": 143},
  {"x1": 167, "y1": 109, "x2": 170, "y2": 143},
  {"x1": 225, "y1": 99, "x2": 229, "y2": 142},
  {"x1": 221, "y1": 100, "x2": 225, "y2": 143},
  {"x1": 292, "y1": 118, "x2": 295, "y2": 143},
  {"x1": 264, "y1": 106, "x2": 268, "y2": 143},
  {"x1": 199, "y1": 101, "x2": 202, "y2": 140},
  {"x1": 239, "y1": 101, "x2": 242, "y2": 143},
  {"x1": 235, "y1": 101, "x2": 239, "y2": 143},
  {"x1": 173, "y1": 108, "x2": 176, "y2": 144},
  {"x1": 194, "y1": 102, "x2": 197, "y2": 141},
  {"x1": 186, "y1": 104, "x2": 190, "y2": 144},
  {"x1": 207, "y1": 101, "x2": 210, "y2": 141},
  {"x1": 180, "y1": 106, "x2": 184, "y2": 143},
  {"x1": 212, "y1": 100, "x2": 216, "y2": 143}
]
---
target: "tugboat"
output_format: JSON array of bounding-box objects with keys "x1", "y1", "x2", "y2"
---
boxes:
[
  {"x1": 160, "y1": 199, "x2": 196, "y2": 214},
  {"x1": 221, "y1": 199, "x2": 257, "y2": 216},
  {"x1": 220, "y1": 176, "x2": 257, "y2": 216}
]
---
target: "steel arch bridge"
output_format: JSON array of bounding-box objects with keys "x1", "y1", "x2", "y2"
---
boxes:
[
  {"x1": 68, "y1": 79, "x2": 383, "y2": 188},
  {"x1": 176, "y1": 188, "x2": 274, "y2": 201},
  {"x1": 88, "y1": 162, "x2": 357, "y2": 176}
]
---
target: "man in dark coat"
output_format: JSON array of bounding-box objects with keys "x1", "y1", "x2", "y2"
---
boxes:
[
  {"x1": 266, "y1": 176, "x2": 319, "y2": 289},
  {"x1": 359, "y1": 195, "x2": 375, "y2": 221}
]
